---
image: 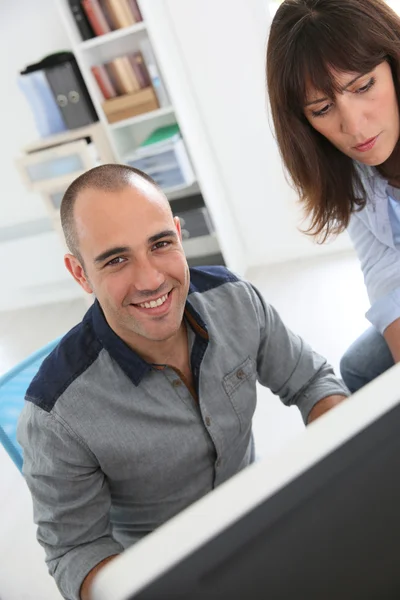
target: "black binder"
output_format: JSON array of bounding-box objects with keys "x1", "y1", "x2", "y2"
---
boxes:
[
  {"x1": 68, "y1": 0, "x2": 95, "y2": 41},
  {"x1": 43, "y1": 52, "x2": 98, "y2": 130},
  {"x1": 21, "y1": 52, "x2": 98, "y2": 131}
]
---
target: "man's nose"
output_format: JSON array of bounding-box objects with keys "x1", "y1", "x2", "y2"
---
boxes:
[{"x1": 133, "y1": 256, "x2": 165, "y2": 293}]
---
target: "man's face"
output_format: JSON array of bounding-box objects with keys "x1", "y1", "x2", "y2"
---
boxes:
[{"x1": 67, "y1": 182, "x2": 190, "y2": 347}]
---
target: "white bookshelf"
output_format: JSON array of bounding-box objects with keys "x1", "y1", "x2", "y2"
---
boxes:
[
  {"x1": 109, "y1": 106, "x2": 175, "y2": 131},
  {"x1": 54, "y1": 0, "x2": 234, "y2": 268},
  {"x1": 78, "y1": 21, "x2": 147, "y2": 50},
  {"x1": 56, "y1": 2, "x2": 160, "y2": 161}
]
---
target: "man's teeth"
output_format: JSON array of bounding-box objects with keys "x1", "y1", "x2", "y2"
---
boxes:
[{"x1": 138, "y1": 294, "x2": 168, "y2": 309}]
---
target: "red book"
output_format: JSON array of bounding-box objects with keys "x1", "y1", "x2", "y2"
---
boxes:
[
  {"x1": 91, "y1": 65, "x2": 118, "y2": 99},
  {"x1": 81, "y1": 0, "x2": 112, "y2": 36},
  {"x1": 127, "y1": 0, "x2": 143, "y2": 22}
]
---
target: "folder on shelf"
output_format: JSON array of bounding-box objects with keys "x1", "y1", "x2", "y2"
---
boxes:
[
  {"x1": 44, "y1": 53, "x2": 98, "y2": 130},
  {"x1": 18, "y1": 69, "x2": 67, "y2": 138},
  {"x1": 68, "y1": 0, "x2": 95, "y2": 41},
  {"x1": 124, "y1": 130, "x2": 196, "y2": 190},
  {"x1": 135, "y1": 124, "x2": 181, "y2": 156}
]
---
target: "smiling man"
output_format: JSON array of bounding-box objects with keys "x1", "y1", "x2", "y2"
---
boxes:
[{"x1": 18, "y1": 164, "x2": 348, "y2": 600}]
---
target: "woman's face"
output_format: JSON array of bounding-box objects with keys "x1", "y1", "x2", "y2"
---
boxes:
[{"x1": 303, "y1": 61, "x2": 400, "y2": 166}]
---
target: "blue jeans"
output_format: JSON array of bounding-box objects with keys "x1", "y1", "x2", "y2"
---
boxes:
[{"x1": 340, "y1": 327, "x2": 394, "y2": 393}]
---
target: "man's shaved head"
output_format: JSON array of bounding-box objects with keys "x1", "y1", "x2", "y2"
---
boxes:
[{"x1": 60, "y1": 164, "x2": 169, "y2": 263}]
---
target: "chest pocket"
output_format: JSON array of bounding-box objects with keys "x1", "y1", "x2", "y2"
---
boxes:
[{"x1": 222, "y1": 356, "x2": 257, "y2": 431}]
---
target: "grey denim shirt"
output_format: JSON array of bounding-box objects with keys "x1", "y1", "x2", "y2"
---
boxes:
[{"x1": 17, "y1": 267, "x2": 347, "y2": 600}]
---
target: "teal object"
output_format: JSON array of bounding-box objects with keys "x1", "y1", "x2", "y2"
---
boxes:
[{"x1": 0, "y1": 337, "x2": 62, "y2": 472}]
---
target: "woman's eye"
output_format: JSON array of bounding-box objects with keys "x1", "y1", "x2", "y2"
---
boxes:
[
  {"x1": 312, "y1": 103, "x2": 332, "y2": 118},
  {"x1": 356, "y1": 77, "x2": 376, "y2": 94}
]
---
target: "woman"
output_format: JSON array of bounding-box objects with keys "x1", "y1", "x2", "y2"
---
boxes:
[{"x1": 266, "y1": 0, "x2": 400, "y2": 392}]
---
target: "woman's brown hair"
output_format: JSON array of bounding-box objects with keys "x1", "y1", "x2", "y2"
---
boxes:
[{"x1": 266, "y1": 0, "x2": 400, "y2": 240}]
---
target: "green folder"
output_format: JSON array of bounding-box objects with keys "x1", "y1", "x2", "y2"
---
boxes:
[{"x1": 137, "y1": 124, "x2": 181, "y2": 154}]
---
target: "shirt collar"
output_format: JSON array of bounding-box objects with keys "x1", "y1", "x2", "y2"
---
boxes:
[
  {"x1": 354, "y1": 160, "x2": 388, "y2": 204},
  {"x1": 90, "y1": 297, "x2": 208, "y2": 387},
  {"x1": 91, "y1": 300, "x2": 151, "y2": 386}
]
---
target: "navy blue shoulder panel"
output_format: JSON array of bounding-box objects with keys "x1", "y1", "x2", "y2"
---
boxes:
[
  {"x1": 188, "y1": 266, "x2": 238, "y2": 295},
  {"x1": 25, "y1": 307, "x2": 102, "y2": 413}
]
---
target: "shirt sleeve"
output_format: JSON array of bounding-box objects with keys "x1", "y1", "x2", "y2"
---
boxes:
[
  {"x1": 348, "y1": 213, "x2": 400, "y2": 333},
  {"x1": 17, "y1": 401, "x2": 124, "y2": 600},
  {"x1": 243, "y1": 282, "x2": 349, "y2": 424}
]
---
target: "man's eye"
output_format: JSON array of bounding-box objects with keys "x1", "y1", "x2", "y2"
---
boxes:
[
  {"x1": 153, "y1": 241, "x2": 171, "y2": 250},
  {"x1": 106, "y1": 257, "x2": 125, "y2": 266}
]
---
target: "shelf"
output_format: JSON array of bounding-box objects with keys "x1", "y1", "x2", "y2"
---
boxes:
[
  {"x1": 22, "y1": 123, "x2": 104, "y2": 154},
  {"x1": 182, "y1": 233, "x2": 220, "y2": 259},
  {"x1": 166, "y1": 182, "x2": 201, "y2": 201},
  {"x1": 79, "y1": 22, "x2": 146, "y2": 50},
  {"x1": 162, "y1": 181, "x2": 198, "y2": 198},
  {"x1": 110, "y1": 106, "x2": 175, "y2": 130}
]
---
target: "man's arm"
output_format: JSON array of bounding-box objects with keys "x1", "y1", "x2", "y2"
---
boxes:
[
  {"x1": 80, "y1": 556, "x2": 118, "y2": 600},
  {"x1": 245, "y1": 282, "x2": 349, "y2": 423},
  {"x1": 384, "y1": 317, "x2": 400, "y2": 363},
  {"x1": 17, "y1": 403, "x2": 123, "y2": 600},
  {"x1": 307, "y1": 394, "x2": 347, "y2": 423}
]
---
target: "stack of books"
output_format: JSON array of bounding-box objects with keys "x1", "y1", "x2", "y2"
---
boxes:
[
  {"x1": 91, "y1": 39, "x2": 170, "y2": 123},
  {"x1": 91, "y1": 52, "x2": 151, "y2": 99},
  {"x1": 68, "y1": 0, "x2": 142, "y2": 40}
]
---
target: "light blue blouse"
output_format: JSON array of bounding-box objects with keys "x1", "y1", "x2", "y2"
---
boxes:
[
  {"x1": 387, "y1": 190, "x2": 400, "y2": 248},
  {"x1": 348, "y1": 164, "x2": 400, "y2": 334}
]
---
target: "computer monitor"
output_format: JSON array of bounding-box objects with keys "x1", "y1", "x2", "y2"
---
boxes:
[{"x1": 92, "y1": 363, "x2": 400, "y2": 600}]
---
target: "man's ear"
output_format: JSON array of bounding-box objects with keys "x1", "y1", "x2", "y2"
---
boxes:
[
  {"x1": 174, "y1": 215, "x2": 182, "y2": 241},
  {"x1": 64, "y1": 254, "x2": 93, "y2": 295}
]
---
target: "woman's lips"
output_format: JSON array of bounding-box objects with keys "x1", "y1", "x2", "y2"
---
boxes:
[{"x1": 353, "y1": 135, "x2": 379, "y2": 152}]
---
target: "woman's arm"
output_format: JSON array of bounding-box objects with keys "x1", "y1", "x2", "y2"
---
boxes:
[{"x1": 347, "y1": 213, "x2": 400, "y2": 339}]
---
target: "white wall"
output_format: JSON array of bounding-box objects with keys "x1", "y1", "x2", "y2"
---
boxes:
[
  {"x1": 0, "y1": 0, "x2": 71, "y2": 226},
  {"x1": 144, "y1": 0, "x2": 352, "y2": 270},
  {"x1": 0, "y1": 1, "x2": 79, "y2": 309}
]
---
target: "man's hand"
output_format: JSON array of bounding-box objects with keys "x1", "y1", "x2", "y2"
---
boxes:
[
  {"x1": 307, "y1": 395, "x2": 347, "y2": 424},
  {"x1": 384, "y1": 318, "x2": 400, "y2": 364}
]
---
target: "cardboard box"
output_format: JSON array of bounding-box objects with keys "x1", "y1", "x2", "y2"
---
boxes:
[{"x1": 102, "y1": 87, "x2": 159, "y2": 123}]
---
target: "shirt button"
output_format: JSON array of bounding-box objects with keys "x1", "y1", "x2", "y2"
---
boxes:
[
  {"x1": 172, "y1": 379, "x2": 182, "y2": 388},
  {"x1": 236, "y1": 369, "x2": 246, "y2": 380},
  {"x1": 205, "y1": 416, "x2": 211, "y2": 426}
]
